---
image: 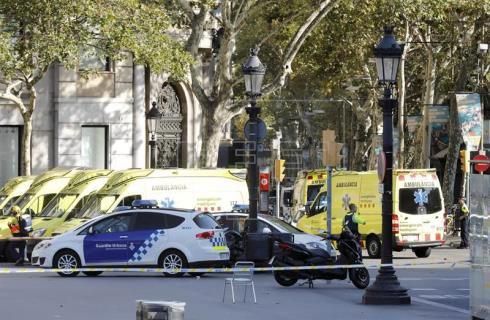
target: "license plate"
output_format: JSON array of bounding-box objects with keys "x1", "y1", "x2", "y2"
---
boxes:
[
  {"x1": 403, "y1": 234, "x2": 419, "y2": 242},
  {"x1": 220, "y1": 252, "x2": 230, "y2": 260}
]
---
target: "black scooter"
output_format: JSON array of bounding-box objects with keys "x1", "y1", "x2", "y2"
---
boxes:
[{"x1": 271, "y1": 229, "x2": 370, "y2": 289}]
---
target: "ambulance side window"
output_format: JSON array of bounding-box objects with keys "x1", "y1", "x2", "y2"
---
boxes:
[{"x1": 310, "y1": 192, "x2": 327, "y2": 216}]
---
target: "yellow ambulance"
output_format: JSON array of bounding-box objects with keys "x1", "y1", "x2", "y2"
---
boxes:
[
  {"x1": 0, "y1": 176, "x2": 36, "y2": 215},
  {"x1": 0, "y1": 168, "x2": 84, "y2": 238},
  {"x1": 29, "y1": 169, "x2": 114, "y2": 238},
  {"x1": 297, "y1": 169, "x2": 445, "y2": 258},
  {"x1": 289, "y1": 169, "x2": 326, "y2": 224},
  {"x1": 51, "y1": 168, "x2": 248, "y2": 235},
  {"x1": 0, "y1": 168, "x2": 84, "y2": 261}
]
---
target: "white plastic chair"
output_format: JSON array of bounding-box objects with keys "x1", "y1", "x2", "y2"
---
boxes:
[{"x1": 222, "y1": 261, "x2": 257, "y2": 303}]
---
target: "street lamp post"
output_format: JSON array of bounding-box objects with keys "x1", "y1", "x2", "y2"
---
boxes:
[
  {"x1": 362, "y1": 26, "x2": 411, "y2": 305},
  {"x1": 242, "y1": 48, "x2": 266, "y2": 233},
  {"x1": 146, "y1": 101, "x2": 161, "y2": 169}
]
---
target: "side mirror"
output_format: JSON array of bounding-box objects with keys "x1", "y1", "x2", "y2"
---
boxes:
[
  {"x1": 262, "y1": 227, "x2": 272, "y2": 234},
  {"x1": 305, "y1": 204, "x2": 311, "y2": 215},
  {"x1": 87, "y1": 226, "x2": 95, "y2": 235}
]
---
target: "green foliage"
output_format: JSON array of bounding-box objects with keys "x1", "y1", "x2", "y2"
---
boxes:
[{"x1": 0, "y1": 0, "x2": 191, "y2": 82}]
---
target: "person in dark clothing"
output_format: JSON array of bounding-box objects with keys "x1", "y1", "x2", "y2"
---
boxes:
[
  {"x1": 7, "y1": 206, "x2": 31, "y2": 265},
  {"x1": 343, "y1": 204, "x2": 366, "y2": 257},
  {"x1": 458, "y1": 198, "x2": 469, "y2": 249}
]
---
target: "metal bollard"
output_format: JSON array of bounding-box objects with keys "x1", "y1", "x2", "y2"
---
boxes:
[{"x1": 136, "y1": 300, "x2": 185, "y2": 320}]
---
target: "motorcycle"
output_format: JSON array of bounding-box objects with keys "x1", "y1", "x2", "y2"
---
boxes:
[{"x1": 271, "y1": 228, "x2": 370, "y2": 289}]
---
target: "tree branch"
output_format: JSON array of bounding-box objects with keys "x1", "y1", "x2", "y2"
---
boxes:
[
  {"x1": 176, "y1": 0, "x2": 194, "y2": 20},
  {"x1": 261, "y1": 0, "x2": 337, "y2": 96}
]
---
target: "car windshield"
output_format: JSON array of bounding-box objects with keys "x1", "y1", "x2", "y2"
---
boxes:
[
  {"x1": 14, "y1": 193, "x2": 34, "y2": 210},
  {"x1": 1, "y1": 196, "x2": 20, "y2": 215},
  {"x1": 39, "y1": 194, "x2": 77, "y2": 218},
  {"x1": 307, "y1": 185, "x2": 322, "y2": 202},
  {"x1": 71, "y1": 194, "x2": 118, "y2": 220},
  {"x1": 398, "y1": 187, "x2": 443, "y2": 215},
  {"x1": 262, "y1": 215, "x2": 304, "y2": 234}
]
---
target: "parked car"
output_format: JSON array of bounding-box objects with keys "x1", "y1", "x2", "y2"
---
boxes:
[
  {"x1": 212, "y1": 211, "x2": 331, "y2": 263},
  {"x1": 32, "y1": 201, "x2": 229, "y2": 277}
]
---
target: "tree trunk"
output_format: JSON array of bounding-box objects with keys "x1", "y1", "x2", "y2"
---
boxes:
[
  {"x1": 21, "y1": 113, "x2": 33, "y2": 176},
  {"x1": 198, "y1": 103, "x2": 233, "y2": 167},
  {"x1": 442, "y1": 95, "x2": 462, "y2": 211},
  {"x1": 442, "y1": 19, "x2": 481, "y2": 209},
  {"x1": 416, "y1": 50, "x2": 436, "y2": 168},
  {"x1": 397, "y1": 23, "x2": 411, "y2": 169},
  {"x1": 351, "y1": 111, "x2": 371, "y2": 170}
]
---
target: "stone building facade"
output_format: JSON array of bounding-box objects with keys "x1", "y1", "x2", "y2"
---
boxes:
[{"x1": 0, "y1": 49, "x2": 224, "y2": 185}]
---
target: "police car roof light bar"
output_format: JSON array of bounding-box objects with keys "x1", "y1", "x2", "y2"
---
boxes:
[{"x1": 131, "y1": 199, "x2": 159, "y2": 209}]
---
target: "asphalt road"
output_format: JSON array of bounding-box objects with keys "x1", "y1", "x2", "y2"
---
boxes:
[{"x1": 0, "y1": 247, "x2": 471, "y2": 320}]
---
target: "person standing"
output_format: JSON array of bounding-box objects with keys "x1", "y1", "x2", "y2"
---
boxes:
[
  {"x1": 7, "y1": 205, "x2": 31, "y2": 266},
  {"x1": 343, "y1": 203, "x2": 366, "y2": 256},
  {"x1": 458, "y1": 198, "x2": 469, "y2": 249}
]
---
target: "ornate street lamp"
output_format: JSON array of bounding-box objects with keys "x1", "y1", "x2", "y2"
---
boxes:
[
  {"x1": 242, "y1": 48, "x2": 266, "y2": 233},
  {"x1": 146, "y1": 101, "x2": 161, "y2": 168},
  {"x1": 362, "y1": 26, "x2": 410, "y2": 305}
]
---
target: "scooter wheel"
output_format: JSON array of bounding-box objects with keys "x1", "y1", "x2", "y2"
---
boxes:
[
  {"x1": 273, "y1": 271, "x2": 298, "y2": 287},
  {"x1": 349, "y1": 268, "x2": 370, "y2": 289}
]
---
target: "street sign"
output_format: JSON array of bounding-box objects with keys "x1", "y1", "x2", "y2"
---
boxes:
[
  {"x1": 377, "y1": 151, "x2": 386, "y2": 183},
  {"x1": 259, "y1": 166, "x2": 270, "y2": 192},
  {"x1": 473, "y1": 154, "x2": 490, "y2": 173},
  {"x1": 259, "y1": 172, "x2": 269, "y2": 192},
  {"x1": 244, "y1": 118, "x2": 267, "y2": 141}
]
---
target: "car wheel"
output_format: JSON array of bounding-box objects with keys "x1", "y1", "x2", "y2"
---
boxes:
[
  {"x1": 366, "y1": 235, "x2": 381, "y2": 259},
  {"x1": 54, "y1": 250, "x2": 81, "y2": 277},
  {"x1": 160, "y1": 250, "x2": 188, "y2": 277},
  {"x1": 413, "y1": 247, "x2": 431, "y2": 258},
  {"x1": 83, "y1": 271, "x2": 103, "y2": 277}
]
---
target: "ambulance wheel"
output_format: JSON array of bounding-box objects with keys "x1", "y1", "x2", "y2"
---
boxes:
[
  {"x1": 160, "y1": 250, "x2": 188, "y2": 277},
  {"x1": 366, "y1": 236, "x2": 381, "y2": 259},
  {"x1": 83, "y1": 271, "x2": 103, "y2": 277},
  {"x1": 413, "y1": 247, "x2": 431, "y2": 258},
  {"x1": 54, "y1": 250, "x2": 81, "y2": 277}
]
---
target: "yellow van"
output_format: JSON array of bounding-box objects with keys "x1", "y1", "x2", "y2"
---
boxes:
[
  {"x1": 0, "y1": 176, "x2": 36, "y2": 215},
  {"x1": 51, "y1": 168, "x2": 248, "y2": 235},
  {"x1": 29, "y1": 169, "x2": 114, "y2": 238},
  {"x1": 0, "y1": 168, "x2": 84, "y2": 261},
  {"x1": 0, "y1": 168, "x2": 84, "y2": 238},
  {"x1": 297, "y1": 169, "x2": 445, "y2": 258},
  {"x1": 289, "y1": 169, "x2": 326, "y2": 224}
]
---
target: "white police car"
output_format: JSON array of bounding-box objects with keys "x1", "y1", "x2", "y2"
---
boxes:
[{"x1": 31, "y1": 201, "x2": 229, "y2": 277}]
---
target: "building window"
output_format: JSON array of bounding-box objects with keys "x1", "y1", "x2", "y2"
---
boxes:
[
  {"x1": 0, "y1": 126, "x2": 21, "y2": 186},
  {"x1": 81, "y1": 126, "x2": 107, "y2": 169}
]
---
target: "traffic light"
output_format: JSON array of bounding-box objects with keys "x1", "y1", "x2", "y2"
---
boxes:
[
  {"x1": 459, "y1": 150, "x2": 467, "y2": 173},
  {"x1": 274, "y1": 159, "x2": 286, "y2": 182}
]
